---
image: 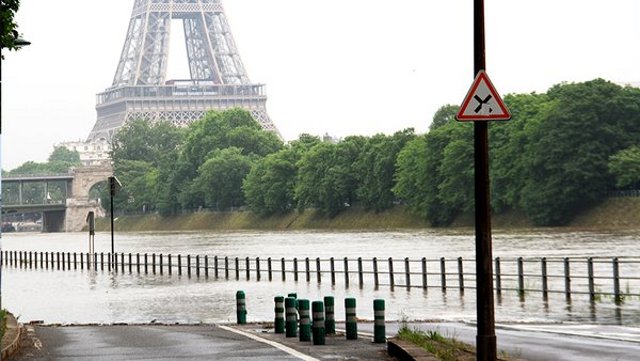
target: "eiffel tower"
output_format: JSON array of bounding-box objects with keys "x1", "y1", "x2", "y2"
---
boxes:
[{"x1": 87, "y1": 0, "x2": 279, "y2": 141}]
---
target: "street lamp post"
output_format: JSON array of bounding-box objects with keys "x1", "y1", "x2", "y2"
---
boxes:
[{"x1": 1, "y1": 31, "x2": 31, "y2": 309}]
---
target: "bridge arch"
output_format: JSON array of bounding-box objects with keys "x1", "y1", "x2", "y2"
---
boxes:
[{"x1": 71, "y1": 166, "x2": 113, "y2": 200}]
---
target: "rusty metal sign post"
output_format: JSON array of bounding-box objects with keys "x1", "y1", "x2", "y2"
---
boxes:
[{"x1": 455, "y1": 1, "x2": 512, "y2": 360}]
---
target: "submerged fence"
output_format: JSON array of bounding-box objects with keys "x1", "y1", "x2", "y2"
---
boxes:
[{"x1": 3, "y1": 250, "x2": 639, "y2": 303}]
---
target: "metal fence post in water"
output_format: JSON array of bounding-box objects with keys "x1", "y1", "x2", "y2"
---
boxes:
[
  {"x1": 613, "y1": 257, "x2": 621, "y2": 305},
  {"x1": 330, "y1": 257, "x2": 336, "y2": 285},
  {"x1": 305, "y1": 257, "x2": 310, "y2": 282},
  {"x1": 178, "y1": 254, "x2": 182, "y2": 276},
  {"x1": 121, "y1": 253, "x2": 125, "y2": 273},
  {"x1": 152, "y1": 253, "x2": 156, "y2": 275},
  {"x1": 245, "y1": 257, "x2": 250, "y2": 280},
  {"x1": 144, "y1": 253, "x2": 148, "y2": 274},
  {"x1": 159, "y1": 254, "x2": 163, "y2": 275},
  {"x1": 344, "y1": 257, "x2": 350, "y2": 288},
  {"x1": 458, "y1": 257, "x2": 464, "y2": 291},
  {"x1": 214, "y1": 256, "x2": 219, "y2": 278},
  {"x1": 187, "y1": 255, "x2": 192, "y2": 278},
  {"x1": 41, "y1": 252, "x2": 44, "y2": 269},
  {"x1": 388, "y1": 257, "x2": 395, "y2": 289},
  {"x1": 73, "y1": 253, "x2": 76, "y2": 270},
  {"x1": 112, "y1": 252, "x2": 116, "y2": 271},
  {"x1": 204, "y1": 255, "x2": 208, "y2": 278},
  {"x1": 68, "y1": 252, "x2": 72, "y2": 270},
  {"x1": 196, "y1": 255, "x2": 200, "y2": 278},
  {"x1": 517, "y1": 257, "x2": 525, "y2": 297},
  {"x1": 440, "y1": 257, "x2": 446, "y2": 291},
  {"x1": 281, "y1": 257, "x2": 286, "y2": 281},
  {"x1": 100, "y1": 252, "x2": 103, "y2": 271},
  {"x1": 234, "y1": 257, "x2": 239, "y2": 280},
  {"x1": 168, "y1": 254, "x2": 172, "y2": 276},
  {"x1": 224, "y1": 257, "x2": 229, "y2": 279},
  {"x1": 422, "y1": 258, "x2": 428, "y2": 289},
  {"x1": 293, "y1": 258, "x2": 299, "y2": 282},
  {"x1": 404, "y1": 258, "x2": 411, "y2": 288},
  {"x1": 358, "y1": 257, "x2": 364, "y2": 288},
  {"x1": 495, "y1": 257, "x2": 501, "y2": 294},
  {"x1": 267, "y1": 257, "x2": 272, "y2": 281},
  {"x1": 256, "y1": 257, "x2": 260, "y2": 281},
  {"x1": 541, "y1": 257, "x2": 548, "y2": 300},
  {"x1": 61, "y1": 252, "x2": 64, "y2": 270},
  {"x1": 587, "y1": 257, "x2": 595, "y2": 302},
  {"x1": 564, "y1": 257, "x2": 571, "y2": 301},
  {"x1": 136, "y1": 253, "x2": 140, "y2": 274},
  {"x1": 373, "y1": 257, "x2": 379, "y2": 288},
  {"x1": 316, "y1": 257, "x2": 321, "y2": 283}
]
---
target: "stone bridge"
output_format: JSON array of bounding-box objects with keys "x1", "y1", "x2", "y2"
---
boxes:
[{"x1": 2, "y1": 165, "x2": 113, "y2": 232}]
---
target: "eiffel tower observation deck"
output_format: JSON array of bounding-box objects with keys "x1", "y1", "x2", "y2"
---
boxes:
[{"x1": 87, "y1": 0, "x2": 279, "y2": 141}]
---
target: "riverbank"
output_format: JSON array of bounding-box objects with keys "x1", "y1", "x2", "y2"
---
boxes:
[{"x1": 94, "y1": 197, "x2": 640, "y2": 232}]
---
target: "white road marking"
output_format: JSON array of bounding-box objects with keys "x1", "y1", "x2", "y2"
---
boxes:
[{"x1": 218, "y1": 325, "x2": 319, "y2": 361}]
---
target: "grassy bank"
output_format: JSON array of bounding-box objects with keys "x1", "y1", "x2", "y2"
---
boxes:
[{"x1": 95, "y1": 198, "x2": 640, "y2": 232}]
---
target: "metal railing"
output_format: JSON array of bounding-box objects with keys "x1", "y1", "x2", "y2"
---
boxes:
[{"x1": 4, "y1": 251, "x2": 639, "y2": 304}]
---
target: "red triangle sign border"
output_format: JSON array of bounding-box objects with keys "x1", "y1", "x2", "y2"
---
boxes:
[{"x1": 456, "y1": 70, "x2": 511, "y2": 121}]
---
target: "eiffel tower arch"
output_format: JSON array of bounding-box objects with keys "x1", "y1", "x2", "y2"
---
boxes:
[{"x1": 87, "y1": 0, "x2": 279, "y2": 141}]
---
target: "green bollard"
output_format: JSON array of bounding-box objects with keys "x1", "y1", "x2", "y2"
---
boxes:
[
  {"x1": 373, "y1": 299, "x2": 385, "y2": 343},
  {"x1": 312, "y1": 301, "x2": 325, "y2": 345},
  {"x1": 236, "y1": 291, "x2": 247, "y2": 324},
  {"x1": 288, "y1": 292, "x2": 298, "y2": 310},
  {"x1": 324, "y1": 296, "x2": 336, "y2": 334},
  {"x1": 298, "y1": 299, "x2": 311, "y2": 341},
  {"x1": 285, "y1": 297, "x2": 298, "y2": 337},
  {"x1": 274, "y1": 296, "x2": 285, "y2": 334},
  {"x1": 345, "y1": 297, "x2": 358, "y2": 340}
]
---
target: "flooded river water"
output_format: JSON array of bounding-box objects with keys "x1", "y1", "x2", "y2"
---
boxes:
[{"x1": 2, "y1": 229, "x2": 639, "y2": 326}]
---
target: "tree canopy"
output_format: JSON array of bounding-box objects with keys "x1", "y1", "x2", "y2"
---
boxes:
[{"x1": 107, "y1": 81, "x2": 640, "y2": 226}]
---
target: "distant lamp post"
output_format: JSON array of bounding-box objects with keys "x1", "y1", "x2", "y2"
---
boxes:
[
  {"x1": 1, "y1": 30, "x2": 30, "y2": 310},
  {"x1": 108, "y1": 176, "x2": 122, "y2": 265}
]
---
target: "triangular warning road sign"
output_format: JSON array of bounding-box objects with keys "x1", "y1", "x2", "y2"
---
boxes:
[{"x1": 456, "y1": 70, "x2": 511, "y2": 121}]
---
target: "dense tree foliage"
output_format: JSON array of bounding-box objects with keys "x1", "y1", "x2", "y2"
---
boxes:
[
  {"x1": 109, "y1": 109, "x2": 283, "y2": 214},
  {"x1": 609, "y1": 146, "x2": 640, "y2": 189},
  {"x1": 6, "y1": 146, "x2": 81, "y2": 175},
  {"x1": 108, "y1": 81, "x2": 640, "y2": 226},
  {"x1": 0, "y1": 0, "x2": 23, "y2": 57}
]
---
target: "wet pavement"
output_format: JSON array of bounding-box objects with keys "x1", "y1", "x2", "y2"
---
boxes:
[
  {"x1": 13, "y1": 323, "x2": 392, "y2": 361},
  {"x1": 12, "y1": 321, "x2": 640, "y2": 361}
]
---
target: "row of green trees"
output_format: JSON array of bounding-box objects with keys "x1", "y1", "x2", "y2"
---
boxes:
[
  {"x1": 4, "y1": 146, "x2": 82, "y2": 175},
  {"x1": 109, "y1": 79, "x2": 640, "y2": 226}
]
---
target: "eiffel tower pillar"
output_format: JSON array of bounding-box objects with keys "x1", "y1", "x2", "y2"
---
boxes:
[{"x1": 88, "y1": 0, "x2": 279, "y2": 141}]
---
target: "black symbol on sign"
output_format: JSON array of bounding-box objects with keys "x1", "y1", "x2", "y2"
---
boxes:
[{"x1": 473, "y1": 95, "x2": 493, "y2": 113}]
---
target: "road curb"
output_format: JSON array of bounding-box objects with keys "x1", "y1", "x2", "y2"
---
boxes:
[
  {"x1": 1, "y1": 313, "x2": 23, "y2": 360},
  {"x1": 386, "y1": 338, "x2": 439, "y2": 361}
]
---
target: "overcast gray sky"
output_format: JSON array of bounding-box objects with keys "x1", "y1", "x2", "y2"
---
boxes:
[{"x1": 2, "y1": 0, "x2": 639, "y2": 170}]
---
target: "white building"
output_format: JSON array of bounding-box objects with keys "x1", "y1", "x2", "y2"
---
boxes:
[{"x1": 57, "y1": 139, "x2": 111, "y2": 166}]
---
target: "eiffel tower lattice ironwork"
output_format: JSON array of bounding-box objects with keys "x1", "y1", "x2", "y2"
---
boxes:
[{"x1": 88, "y1": 0, "x2": 279, "y2": 141}]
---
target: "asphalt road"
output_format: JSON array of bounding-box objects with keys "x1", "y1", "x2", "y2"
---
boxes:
[
  {"x1": 14, "y1": 324, "x2": 302, "y2": 361},
  {"x1": 12, "y1": 322, "x2": 640, "y2": 361}
]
